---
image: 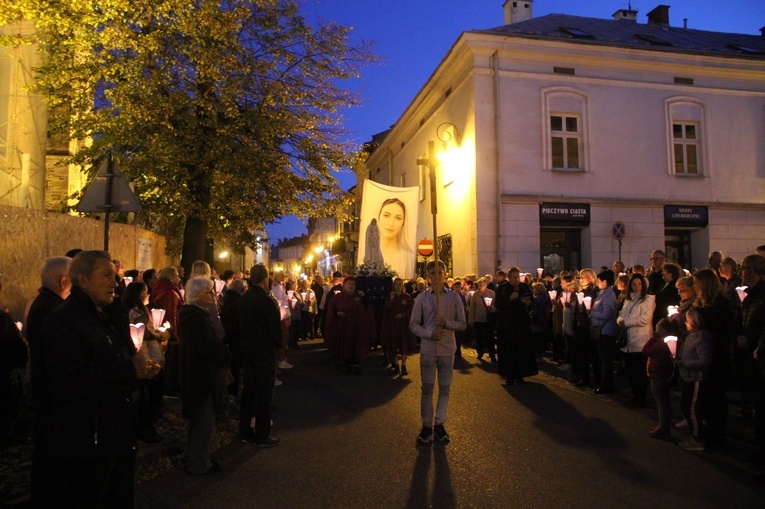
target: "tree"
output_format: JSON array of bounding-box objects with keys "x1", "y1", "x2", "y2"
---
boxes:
[{"x1": 1, "y1": 0, "x2": 373, "y2": 270}]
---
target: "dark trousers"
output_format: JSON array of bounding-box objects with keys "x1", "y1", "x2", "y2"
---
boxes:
[
  {"x1": 597, "y1": 334, "x2": 616, "y2": 390},
  {"x1": 163, "y1": 342, "x2": 181, "y2": 394},
  {"x1": 650, "y1": 377, "x2": 673, "y2": 432},
  {"x1": 473, "y1": 322, "x2": 495, "y2": 358},
  {"x1": 48, "y1": 454, "x2": 136, "y2": 508},
  {"x1": 703, "y1": 367, "x2": 729, "y2": 445},
  {"x1": 239, "y1": 363, "x2": 276, "y2": 442},
  {"x1": 624, "y1": 352, "x2": 648, "y2": 404}
]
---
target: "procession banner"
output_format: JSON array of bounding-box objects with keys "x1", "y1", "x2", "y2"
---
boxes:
[{"x1": 358, "y1": 180, "x2": 419, "y2": 279}]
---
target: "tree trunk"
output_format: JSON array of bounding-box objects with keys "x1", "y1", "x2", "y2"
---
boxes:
[{"x1": 180, "y1": 215, "x2": 208, "y2": 277}]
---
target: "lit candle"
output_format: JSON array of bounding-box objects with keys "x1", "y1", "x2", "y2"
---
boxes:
[
  {"x1": 548, "y1": 290, "x2": 557, "y2": 301},
  {"x1": 484, "y1": 297, "x2": 493, "y2": 307},
  {"x1": 576, "y1": 292, "x2": 585, "y2": 306},
  {"x1": 736, "y1": 286, "x2": 748, "y2": 302},
  {"x1": 667, "y1": 305, "x2": 679, "y2": 318},
  {"x1": 664, "y1": 335, "x2": 678, "y2": 357},
  {"x1": 151, "y1": 308, "x2": 166, "y2": 329},
  {"x1": 15, "y1": 321, "x2": 22, "y2": 332},
  {"x1": 123, "y1": 276, "x2": 133, "y2": 286},
  {"x1": 214, "y1": 279, "x2": 226, "y2": 295},
  {"x1": 583, "y1": 296, "x2": 592, "y2": 310},
  {"x1": 158, "y1": 321, "x2": 171, "y2": 333},
  {"x1": 537, "y1": 268, "x2": 544, "y2": 277},
  {"x1": 129, "y1": 323, "x2": 146, "y2": 351}
]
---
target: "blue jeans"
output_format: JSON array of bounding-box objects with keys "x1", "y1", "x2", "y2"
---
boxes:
[{"x1": 420, "y1": 354, "x2": 455, "y2": 426}]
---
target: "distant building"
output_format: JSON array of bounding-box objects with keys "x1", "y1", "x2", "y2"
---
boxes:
[{"x1": 362, "y1": 1, "x2": 765, "y2": 276}]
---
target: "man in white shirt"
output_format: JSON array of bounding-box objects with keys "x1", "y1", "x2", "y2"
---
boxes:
[{"x1": 409, "y1": 260, "x2": 466, "y2": 443}]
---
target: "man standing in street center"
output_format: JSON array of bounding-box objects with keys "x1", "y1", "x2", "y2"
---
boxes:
[
  {"x1": 410, "y1": 260, "x2": 466, "y2": 444},
  {"x1": 238, "y1": 264, "x2": 282, "y2": 447}
]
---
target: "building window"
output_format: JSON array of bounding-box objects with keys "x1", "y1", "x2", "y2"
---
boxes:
[
  {"x1": 673, "y1": 122, "x2": 700, "y2": 175},
  {"x1": 542, "y1": 87, "x2": 589, "y2": 172},
  {"x1": 665, "y1": 97, "x2": 707, "y2": 177},
  {"x1": 550, "y1": 114, "x2": 581, "y2": 170}
]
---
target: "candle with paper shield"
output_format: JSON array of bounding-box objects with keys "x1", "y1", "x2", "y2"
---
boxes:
[
  {"x1": 151, "y1": 308, "x2": 166, "y2": 329},
  {"x1": 129, "y1": 323, "x2": 146, "y2": 351},
  {"x1": 664, "y1": 335, "x2": 678, "y2": 357},
  {"x1": 15, "y1": 321, "x2": 22, "y2": 332},
  {"x1": 484, "y1": 296, "x2": 493, "y2": 307},
  {"x1": 576, "y1": 292, "x2": 585, "y2": 306},
  {"x1": 548, "y1": 290, "x2": 557, "y2": 301},
  {"x1": 214, "y1": 279, "x2": 226, "y2": 295},
  {"x1": 736, "y1": 286, "x2": 748, "y2": 302},
  {"x1": 583, "y1": 296, "x2": 592, "y2": 310},
  {"x1": 537, "y1": 268, "x2": 543, "y2": 277},
  {"x1": 667, "y1": 305, "x2": 679, "y2": 318},
  {"x1": 158, "y1": 321, "x2": 171, "y2": 333},
  {"x1": 123, "y1": 276, "x2": 133, "y2": 286}
]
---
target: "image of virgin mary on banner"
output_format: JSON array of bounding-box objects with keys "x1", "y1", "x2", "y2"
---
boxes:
[{"x1": 358, "y1": 180, "x2": 419, "y2": 279}]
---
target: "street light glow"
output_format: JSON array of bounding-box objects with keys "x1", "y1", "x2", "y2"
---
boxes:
[{"x1": 219, "y1": 251, "x2": 229, "y2": 259}]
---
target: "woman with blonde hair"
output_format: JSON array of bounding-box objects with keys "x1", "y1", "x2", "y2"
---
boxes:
[{"x1": 692, "y1": 268, "x2": 737, "y2": 447}]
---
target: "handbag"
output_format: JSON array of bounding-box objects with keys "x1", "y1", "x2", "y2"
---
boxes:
[{"x1": 615, "y1": 326, "x2": 628, "y2": 348}]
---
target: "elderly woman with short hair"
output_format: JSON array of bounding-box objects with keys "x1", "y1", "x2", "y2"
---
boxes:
[{"x1": 178, "y1": 277, "x2": 230, "y2": 475}]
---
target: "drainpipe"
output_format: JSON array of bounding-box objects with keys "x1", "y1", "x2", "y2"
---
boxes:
[{"x1": 493, "y1": 51, "x2": 503, "y2": 272}]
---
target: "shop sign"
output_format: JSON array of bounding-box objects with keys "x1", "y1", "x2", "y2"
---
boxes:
[
  {"x1": 664, "y1": 205, "x2": 708, "y2": 227},
  {"x1": 539, "y1": 202, "x2": 590, "y2": 226}
]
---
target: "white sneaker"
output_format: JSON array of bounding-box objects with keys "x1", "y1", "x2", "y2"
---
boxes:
[
  {"x1": 274, "y1": 378, "x2": 283, "y2": 386},
  {"x1": 674, "y1": 419, "x2": 689, "y2": 429},
  {"x1": 278, "y1": 360, "x2": 293, "y2": 370}
]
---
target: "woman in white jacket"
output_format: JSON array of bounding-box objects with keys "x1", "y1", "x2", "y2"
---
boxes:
[{"x1": 617, "y1": 273, "x2": 655, "y2": 408}]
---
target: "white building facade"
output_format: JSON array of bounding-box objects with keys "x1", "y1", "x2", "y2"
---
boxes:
[{"x1": 363, "y1": 2, "x2": 765, "y2": 277}]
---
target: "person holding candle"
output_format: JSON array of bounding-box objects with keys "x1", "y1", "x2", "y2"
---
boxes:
[
  {"x1": 325, "y1": 276, "x2": 368, "y2": 375},
  {"x1": 468, "y1": 277, "x2": 496, "y2": 362},
  {"x1": 39, "y1": 250, "x2": 159, "y2": 505},
  {"x1": 530, "y1": 282, "x2": 551, "y2": 355},
  {"x1": 178, "y1": 276, "x2": 231, "y2": 473},
  {"x1": 653, "y1": 262, "x2": 682, "y2": 329},
  {"x1": 676, "y1": 307, "x2": 713, "y2": 451},
  {"x1": 693, "y1": 268, "x2": 738, "y2": 447},
  {"x1": 153, "y1": 266, "x2": 184, "y2": 397},
  {"x1": 740, "y1": 254, "x2": 765, "y2": 463},
  {"x1": 617, "y1": 273, "x2": 655, "y2": 408},
  {"x1": 124, "y1": 282, "x2": 169, "y2": 443},
  {"x1": 570, "y1": 268, "x2": 599, "y2": 387},
  {"x1": 590, "y1": 270, "x2": 618, "y2": 394},
  {"x1": 643, "y1": 317, "x2": 678, "y2": 439}
]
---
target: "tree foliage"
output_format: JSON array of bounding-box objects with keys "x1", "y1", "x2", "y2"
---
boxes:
[{"x1": 1, "y1": 0, "x2": 372, "y2": 263}]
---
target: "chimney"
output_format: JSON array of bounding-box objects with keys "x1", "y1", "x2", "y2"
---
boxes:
[
  {"x1": 647, "y1": 5, "x2": 670, "y2": 28},
  {"x1": 503, "y1": 0, "x2": 533, "y2": 25},
  {"x1": 761, "y1": 26, "x2": 765, "y2": 38},
  {"x1": 613, "y1": 9, "x2": 638, "y2": 22}
]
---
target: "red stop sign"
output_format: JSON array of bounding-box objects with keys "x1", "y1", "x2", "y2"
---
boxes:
[{"x1": 418, "y1": 238, "x2": 434, "y2": 257}]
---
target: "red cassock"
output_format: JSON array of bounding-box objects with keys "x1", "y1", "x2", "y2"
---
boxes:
[
  {"x1": 380, "y1": 292, "x2": 417, "y2": 355},
  {"x1": 325, "y1": 291, "x2": 369, "y2": 359}
]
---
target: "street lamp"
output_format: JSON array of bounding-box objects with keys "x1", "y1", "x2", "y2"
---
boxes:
[{"x1": 416, "y1": 121, "x2": 461, "y2": 313}]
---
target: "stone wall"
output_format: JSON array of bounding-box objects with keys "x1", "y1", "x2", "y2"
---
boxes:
[{"x1": 0, "y1": 204, "x2": 174, "y2": 320}]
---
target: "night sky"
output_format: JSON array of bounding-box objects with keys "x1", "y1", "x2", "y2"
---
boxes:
[{"x1": 266, "y1": 0, "x2": 765, "y2": 242}]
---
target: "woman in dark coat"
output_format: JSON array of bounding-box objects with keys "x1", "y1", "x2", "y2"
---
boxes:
[
  {"x1": 380, "y1": 278, "x2": 416, "y2": 375},
  {"x1": 178, "y1": 277, "x2": 230, "y2": 475}
]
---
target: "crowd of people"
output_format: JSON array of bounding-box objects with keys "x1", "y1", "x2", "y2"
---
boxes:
[{"x1": 2, "y1": 244, "x2": 765, "y2": 505}]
